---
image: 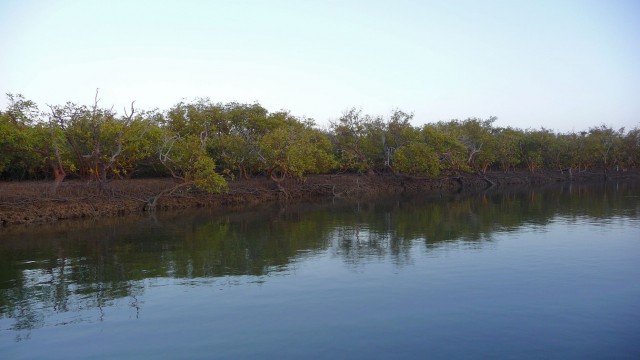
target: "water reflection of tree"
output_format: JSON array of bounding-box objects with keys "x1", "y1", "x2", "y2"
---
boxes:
[
  {"x1": 324, "y1": 181, "x2": 639, "y2": 267},
  {"x1": 1, "y1": 256, "x2": 145, "y2": 341},
  {"x1": 0, "y1": 181, "x2": 638, "y2": 338},
  {"x1": 0, "y1": 208, "x2": 338, "y2": 337}
]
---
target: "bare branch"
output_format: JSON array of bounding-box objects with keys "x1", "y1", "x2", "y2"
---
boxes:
[{"x1": 124, "y1": 101, "x2": 136, "y2": 124}]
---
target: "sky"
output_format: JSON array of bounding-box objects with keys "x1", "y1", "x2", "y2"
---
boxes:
[{"x1": 1, "y1": 0, "x2": 639, "y2": 132}]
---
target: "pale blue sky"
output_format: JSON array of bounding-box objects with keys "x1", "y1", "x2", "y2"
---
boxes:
[{"x1": 1, "y1": 0, "x2": 638, "y2": 132}]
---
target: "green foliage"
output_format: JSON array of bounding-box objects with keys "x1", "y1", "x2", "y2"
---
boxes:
[
  {"x1": 420, "y1": 125, "x2": 468, "y2": 171},
  {"x1": 204, "y1": 102, "x2": 285, "y2": 178},
  {"x1": 208, "y1": 133, "x2": 251, "y2": 178},
  {"x1": 158, "y1": 132, "x2": 228, "y2": 193},
  {"x1": 620, "y1": 128, "x2": 640, "y2": 169},
  {"x1": 110, "y1": 114, "x2": 164, "y2": 178},
  {"x1": 1, "y1": 93, "x2": 638, "y2": 183},
  {"x1": 519, "y1": 130, "x2": 545, "y2": 173},
  {"x1": 260, "y1": 122, "x2": 336, "y2": 179},
  {"x1": 192, "y1": 156, "x2": 228, "y2": 193},
  {"x1": 394, "y1": 142, "x2": 441, "y2": 176},
  {"x1": 497, "y1": 128, "x2": 522, "y2": 171},
  {"x1": 3, "y1": 93, "x2": 40, "y2": 126},
  {"x1": 330, "y1": 108, "x2": 371, "y2": 172},
  {"x1": 330, "y1": 108, "x2": 420, "y2": 173},
  {"x1": 0, "y1": 94, "x2": 50, "y2": 178},
  {"x1": 585, "y1": 125, "x2": 625, "y2": 170},
  {"x1": 435, "y1": 117, "x2": 497, "y2": 171}
]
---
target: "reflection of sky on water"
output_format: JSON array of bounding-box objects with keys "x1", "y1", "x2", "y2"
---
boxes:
[{"x1": 1, "y1": 183, "x2": 640, "y2": 358}]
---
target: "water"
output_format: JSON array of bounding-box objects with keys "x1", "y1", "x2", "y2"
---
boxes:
[{"x1": 1, "y1": 182, "x2": 639, "y2": 359}]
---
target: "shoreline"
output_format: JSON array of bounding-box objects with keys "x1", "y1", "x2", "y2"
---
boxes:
[{"x1": 1, "y1": 170, "x2": 637, "y2": 227}]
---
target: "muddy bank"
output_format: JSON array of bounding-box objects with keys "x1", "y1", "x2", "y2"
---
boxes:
[{"x1": 0, "y1": 170, "x2": 637, "y2": 227}]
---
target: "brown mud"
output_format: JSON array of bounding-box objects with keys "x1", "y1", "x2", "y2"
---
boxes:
[{"x1": 1, "y1": 170, "x2": 637, "y2": 227}]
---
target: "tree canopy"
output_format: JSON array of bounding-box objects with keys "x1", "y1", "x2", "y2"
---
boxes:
[{"x1": 1, "y1": 93, "x2": 638, "y2": 190}]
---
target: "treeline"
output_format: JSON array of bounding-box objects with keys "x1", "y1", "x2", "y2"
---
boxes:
[{"x1": 1, "y1": 92, "x2": 639, "y2": 192}]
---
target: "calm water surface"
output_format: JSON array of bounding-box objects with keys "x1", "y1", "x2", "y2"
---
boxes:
[{"x1": 1, "y1": 182, "x2": 639, "y2": 359}]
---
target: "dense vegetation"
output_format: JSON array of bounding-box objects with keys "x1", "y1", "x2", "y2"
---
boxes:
[{"x1": 1, "y1": 92, "x2": 638, "y2": 194}]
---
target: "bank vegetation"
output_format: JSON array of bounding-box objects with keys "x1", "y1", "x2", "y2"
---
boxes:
[{"x1": 1, "y1": 91, "x2": 638, "y2": 216}]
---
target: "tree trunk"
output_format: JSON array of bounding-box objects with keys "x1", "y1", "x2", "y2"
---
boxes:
[
  {"x1": 144, "y1": 193, "x2": 162, "y2": 211},
  {"x1": 98, "y1": 162, "x2": 109, "y2": 191},
  {"x1": 50, "y1": 160, "x2": 66, "y2": 194}
]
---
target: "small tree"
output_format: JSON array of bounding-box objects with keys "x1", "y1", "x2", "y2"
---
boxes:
[
  {"x1": 586, "y1": 125, "x2": 624, "y2": 171},
  {"x1": 494, "y1": 127, "x2": 522, "y2": 172},
  {"x1": 259, "y1": 122, "x2": 336, "y2": 182},
  {"x1": 434, "y1": 117, "x2": 496, "y2": 171},
  {"x1": 330, "y1": 108, "x2": 371, "y2": 173},
  {"x1": 394, "y1": 143, "x2": 441, "y2": 176},
  {"x1": 146, "y1": 131, "x2": 227, "y2": 210},
  {"x1": 421, "y1": 125, "x2": 468, "y2": 171}
]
